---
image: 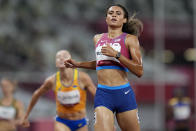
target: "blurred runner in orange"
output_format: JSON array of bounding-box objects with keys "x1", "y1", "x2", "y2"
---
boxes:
[
  {"x1": 0, "y1": 77, "x2": 25, "y2": 131},
  {"x1": 21, "y1": 50, "x2": 96, "y2": 131}
]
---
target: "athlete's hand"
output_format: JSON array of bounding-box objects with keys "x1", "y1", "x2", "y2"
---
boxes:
[
  {"x1": 21, "y1": 118, "x2": 30, "y2": 128},
  {"x1": 101, "y1": 44, "x2": 118, "y2": 57},
  {"x1": 64, "y1": 59, "x2": 79, "y2": 68}
]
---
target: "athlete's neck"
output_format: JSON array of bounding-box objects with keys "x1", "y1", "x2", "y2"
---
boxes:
[
  {"x1": 2, "y1": 95, "x2": 13, "y2": 103},
  {"x1": 59, "y1": 68, "x2": 74, "y2": 80},
  {"x1": 108, "y1": 27, "x2": 123, "y2": 39}
]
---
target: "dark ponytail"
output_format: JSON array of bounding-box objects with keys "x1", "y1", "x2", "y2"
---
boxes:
[
  {"x1": 122, "y1": 13, "x2": 143, "y2": 37},
  {"x1": 107, "y1": 4, "x2": 143, "y2": 37}
]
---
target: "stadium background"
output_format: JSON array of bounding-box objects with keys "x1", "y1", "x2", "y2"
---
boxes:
[{"x1": 0, "y1": 0, "x2": 195, "y2": 131}]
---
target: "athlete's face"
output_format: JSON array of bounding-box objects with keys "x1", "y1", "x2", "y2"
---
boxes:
[
  {"x1": 56, "y1": 51, "x2": 71, "y2": 68},
  {"x1": 0, "y1": 79, "x2": 15, "y2": 95},
  {"x1": 106, "y1": 6, "x2": 127, "y2": 28}
]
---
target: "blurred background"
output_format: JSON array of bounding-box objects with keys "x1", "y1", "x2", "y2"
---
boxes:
[{"x1": 0, "y1": 0, "x2": 195, "y2": 131}]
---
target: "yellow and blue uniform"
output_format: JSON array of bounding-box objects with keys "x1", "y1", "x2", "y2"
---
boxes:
[
  {"x1": 169, "y1": 97, "x2": 191, "y2": 121},
  {"x1": 168, "y1": 97, "x2": 191, "y2": 131},
  {"x1": 55, "y1": 69, "x2": 87, "y2": 131}
]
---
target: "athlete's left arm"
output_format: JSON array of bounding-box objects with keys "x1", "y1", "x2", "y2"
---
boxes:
[
  {"x1": 80, "y1": 72, "x2": 96, "y2": 97},
  {"x1": 14, "y1": 100, "x2": 25, "y2": 125},
  {"x1": 120, "y1": 35, "x2": 143, "y2": 77}
]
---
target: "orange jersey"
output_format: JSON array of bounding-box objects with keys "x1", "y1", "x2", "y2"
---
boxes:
[{"x1": 55, "y1": 69, "x2": 87, "y2": 114}]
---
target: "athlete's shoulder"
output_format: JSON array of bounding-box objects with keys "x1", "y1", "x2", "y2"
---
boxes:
[
  {"x1": 126, "y1": 33, "x2": 138, "y2": 38},
  {"x1": 46, "y1": 74, "x2": 55, "y2": 82},
  {"x1": 126, "y1": 34, "x2": 138, "y2": 41},
  {"x1": 183, "y1": 97, "x2": 191, "y2": 103},
  {"x1": 78, "y1": 71, "x2": 92, "y2": 83},
  {"x1": 44, "y1": 74, "x2": 56, "y2": 87},
  {"x1": 93, "y1": 33, "x2": 104, "y2": 44},
  {"x1": 79, "y1": 71, "x2": 90, "y2": 79},
  {"x1": 125, "y1": 34, "x2": 140, "y2": 46},
  {"x1": 168, "y1": 98, "x2": 178, "y2": 106}
]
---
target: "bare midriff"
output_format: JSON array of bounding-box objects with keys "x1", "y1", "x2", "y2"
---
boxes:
[
  {"x1": 57, "y1": 109, "x2": 86, "y2": 120},
  {"x1": 97, "y1": 69, "x2": 128, "y2": 86}
]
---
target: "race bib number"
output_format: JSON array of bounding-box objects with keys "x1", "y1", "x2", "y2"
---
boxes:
[
  {"x1": 0, "y1": 106, "x2": 16, "y2": 120},
  {"x1": 57, "y1": 90, "x2": 80, "y2": 105},
  {"x1": 96, "y1": 43, "x2": 121, "y2": 63}
]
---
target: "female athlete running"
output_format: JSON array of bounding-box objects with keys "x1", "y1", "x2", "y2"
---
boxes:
[{"x1": 65, "y1": 4, "x2": 143, "y2": 131}]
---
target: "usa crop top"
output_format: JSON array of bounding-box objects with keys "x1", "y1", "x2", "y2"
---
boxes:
[{"x1": 95, "y1": 33, "x2": 131, "y2": 72}]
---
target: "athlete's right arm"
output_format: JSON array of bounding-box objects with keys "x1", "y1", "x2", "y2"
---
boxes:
[
  {"x1": 64, "y1": 59, "x2": 96, "y2": 70},
  {"x1": 21, "y1": 75, "x2": 55, "y2": 127},
  {"x1": 64, "y1": 34, "x2": 103, "y2": 70}
]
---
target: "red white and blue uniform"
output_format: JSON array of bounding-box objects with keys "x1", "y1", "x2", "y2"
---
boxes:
[
  {"x1": 94, "y1": 33, "x2": 138, "y2": 113},
  {"x1": 95, "y1": 33, "x2": 130, "y2": 72}
]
